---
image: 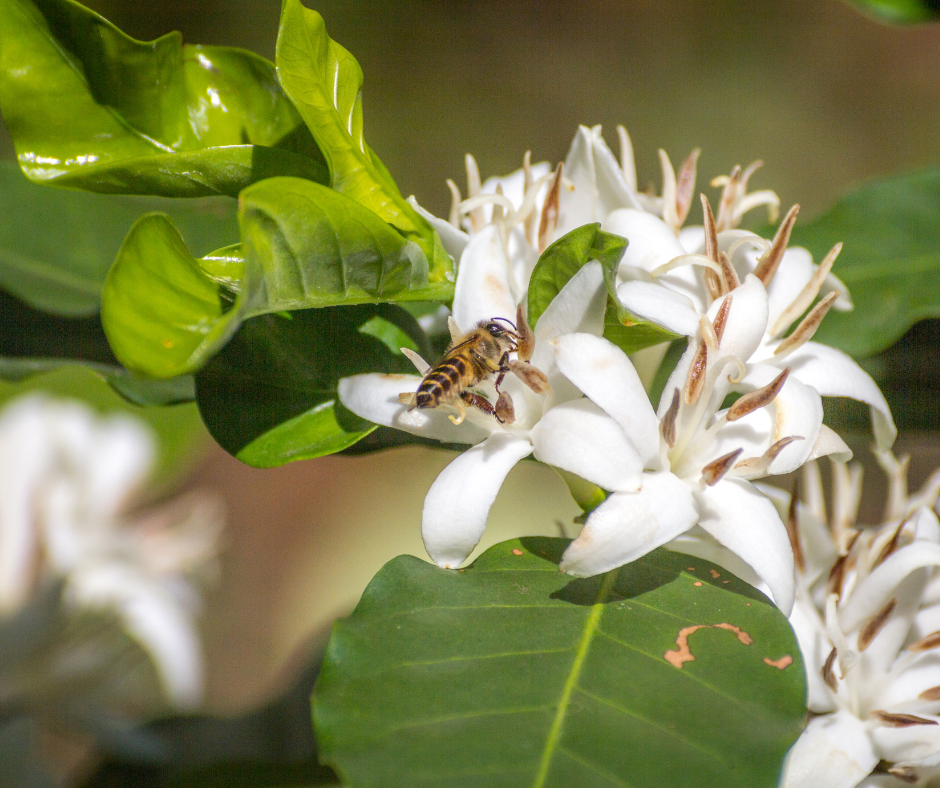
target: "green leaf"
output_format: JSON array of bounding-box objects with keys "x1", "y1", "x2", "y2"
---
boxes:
[
  {"x1": 194, "y1": 305, "x2": 423, "y2": 467},
  {"x1": 0, "y1": 0, "x2": 327, "y2": 197},
  {"x1": 528, "y1": 223, "x2": 676, "y2": 354},
  {"x1": 791, "y1": 166, "x2": 940, "y2": 357},
  {"x1": 100, "y1": 215, "x2": 249, "y2": 379},
  {"x1": 314, "y1": 538, "x2": 806, "y2": 788},
  {"x1": 239, "y1": 177, "x2": 454, "y2": 312},
  {"x1": 0, "y1": 162, "x2": 238, "y2": 316},
  {"x1": 843, "y1": 0, "x2": 940, "y2": 23},
  {"x1": 274, "y1": 0, "x2": 446, "y2": 270}
]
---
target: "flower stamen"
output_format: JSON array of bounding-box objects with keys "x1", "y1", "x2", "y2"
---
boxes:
[
  {"x1": 857, "y1": 598, "x2": 898, "y2": 651},
  {"x1": 773, "y1": 291, "x2": 840, "y2": 356},
  {"x1": 770, "y1": 242, "x2": 843, "y2": 337},
  {"x1": 727, "y1": 368, "x2": 791, "y2": 422},
  {"x1": 754, "y1": 204, "x2": 800, "y2": 286},
  {"x1": 701, "y1": 448, "x2": 744, "y2": 486}
]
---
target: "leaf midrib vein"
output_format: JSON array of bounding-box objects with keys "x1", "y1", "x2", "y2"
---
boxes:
[{"x1": 532, "y1": 570, "x2": 618, "y2": 788}]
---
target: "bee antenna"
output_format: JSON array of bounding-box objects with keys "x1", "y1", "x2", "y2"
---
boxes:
[{"x1": 491, "y1": 316, "x2": 517, "y2": 331}]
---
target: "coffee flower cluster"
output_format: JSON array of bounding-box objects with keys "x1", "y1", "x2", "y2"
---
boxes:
[{"x1": 340, "y1": 125, "x2": 894, "y2": 618}]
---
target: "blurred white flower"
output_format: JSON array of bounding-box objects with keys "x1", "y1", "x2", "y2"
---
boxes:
[
  {"x1": 768, "y1": 454, "x2": 940, "y2": 788},
  {"x1": 0, "y1": 395, "x2": 221, "y2": 718}
]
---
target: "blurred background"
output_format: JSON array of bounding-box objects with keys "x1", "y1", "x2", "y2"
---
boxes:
[{"x1": 3, "y1": 0, "x2": 940, "y2": 716}]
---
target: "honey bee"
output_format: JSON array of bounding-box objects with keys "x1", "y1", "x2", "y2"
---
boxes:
[{"x1": 399, "y1": 305, "x2": 549, "y2": 425}]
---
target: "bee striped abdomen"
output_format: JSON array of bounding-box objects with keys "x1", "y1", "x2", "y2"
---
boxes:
[{"x1": 415, "y1": 355, "x2": 475, "y2": 409}]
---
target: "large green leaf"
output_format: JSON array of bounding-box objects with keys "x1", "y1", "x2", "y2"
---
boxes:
[
  {"x1": 314, "y1": 538, "x2": 806, "y2": 788},
  {"x1": 528, "y1": 223, "x2": 677, "y2": 354},
  {"x1": 791, "y1": 167, "x2": 940, "y2": 357},
  {"x1": 844, "y1": 0, "x2": 940, "y2": 23},
  {"x1": 100, "y1": 216, "x2": 250, "y2": 379},
  {"x1": 0, "y1": 0, "x2": 327, "y2": 197},
  {"x1": 239, "y1": 177, "x2": 454, "y2": 311},
  {"x1": 194, "y1": 304, "x2": 424, "y2": 467},
  {"x1": 0, "y1": 162, "x2": 238, "y2": 316},
  {"x1": 274, "y1": 0, "x2": 446, "y2": 271}
]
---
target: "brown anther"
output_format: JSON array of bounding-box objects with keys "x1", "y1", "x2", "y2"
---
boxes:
[
  {"x1": 523, "y1": 151, "x2": 535, "y2": 243},
  {"x1": 732, "y1": 436, "x2": 803, "y2": 476},
  {"x1": 773, "y1": 291, "x2": 840, "y2": 357},
  {"x1": 822, "y1": 647, "x2": 839, "y2": 691},
  {"x1": 684, "y1": 340, "x2": 708, "y2": 406},
  {"x1": 769, "y1": 242, "x2": 843, "y2": 338},
  {"x1": 887, "y1": 765, "x2": 919, "y2": 784},
  {"x1": 919, "y1": 685, "x2": 940, "y2": 701},
  {"x1": 538, "y1": 162, "x2": 563, "y2": 253},
  {"x1": 910, "y1": 631, "x2": 940, "y2": 652},
  {"x1": 875, "y1": 517, "x2": 909, "y2": 568},
  {"x1": 754, "y1": 204, "x2": 800, "y2": 285},
  {"x1": 509, "y1": 360, "x2": 550, "y2": 395},
  {"x1": 514, "y1": 303, "x2": 536, "y2": 361},
  {"x1": 465, "y1": 153, "x2": 484, "y2": 232},
  {"x1": 871, "y1": 710, "x2": 939, "y2": 728},
  {"x1": 675, "y1": 148, "x2": 701, "y2": 227},
  {"x1": 701, "y1": 194, "x2": 719, "y2": 263},
  {"x1": 712, "y1": 295, "x2": 732, "y2": 343},
  {"x1": 495, "y1": 390, "x2": 515, "y2": 425},
  {"x1": 492, "y1": 183, "x2": 505, "y2": 224},
  {"x1": 660, "y1": 388, "x2": 680, "y2": 448},
  {"x1": 727, "y1": 368, "x2": 791, "y2": 422},
  {"x1": 786, "y1": 479, "x2": 805, "y2": 573},
  {"x1": 828, "y1": 553, "x2": 849, "y2": 599},
  {"x1": 718, "y1": 251, "x2": 740, "y2": 295},
  {"x1": 858, "y1": 598, "x2": 898, "y2": 652},
  {"x1": 446, "y1": 179, "x2": 462, "y2": 228},
  {"x1": 714, "y1": 165, "x2": 741, "y2": 233},
  {"x1": 702, "y1": 449, "x2": 744, "y2": 486}
]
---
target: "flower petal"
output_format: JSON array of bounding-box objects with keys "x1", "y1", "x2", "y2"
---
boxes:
[
  {"x1": 616, "y1": 280, "x2": 701, "y2": 337},
  {"x1": 780, "y1": 711, "x2": 879, "y2": 788},
  {"x1": 710, "y1": 274, "x2": 769, "y2": 366},
  {"x1": 338, "y1": 373, "x2": 491, "y2": 445},
  {"x1": 839, "y1": 543, "x2": 940, "y2": 632},
  {"x1": 533, "y1": 261, "x2": 607, "y2": 345},
  {"x1": 551, "y1": 333, "x2": 660, "y2": 467},
  {"x1": 530, "y1": 399, "x2": 643, "y2": 492},
  {"x1": 407, "y1": 196, "x2": 468, "y2": 261},
  {"x1": 560, "y1": 471, "x2": 697, "y2": 576},
  {"x1": 422, "y1": 433, "x2": 533, "y2": 568},
  {"x1": 557, "y1": 125, "x2": 640, "y2": 236},
  {"x1": 696, "y1": 478, "x2": 795, "y2": 614},
  {"x1": 451, "y1": 224, "x2": 516, "y2": 330},
  {"x1": 782, "y1": 342, "x2": 896, "y2": 450},
  {"x1": 870, "y1": 718, "x2": 940, "y2": 767}
]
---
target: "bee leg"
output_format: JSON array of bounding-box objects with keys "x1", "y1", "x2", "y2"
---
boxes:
[
  {"x1": 509, "y1": 359, "x2": 550, "y2": 394},
  {"x1": 447, "y1": 398, "x2": 468, "y2": 425},
  {"x1": 514, "y1": 304, "x2": 537, "y2": 362},
  {"x1": 493, "y1": 352, "x2": 511, "y2": 391},
  {"x1": 459, "y1": 391, "x2": 501, "y2": 420}
]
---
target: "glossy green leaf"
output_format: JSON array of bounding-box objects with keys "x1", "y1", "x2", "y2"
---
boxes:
[
  {"x1": 274, "y1": 0, "x2": 446, "y2": 271},
  {"x1": 239, "y1": 177, "x2": 454, "y2": 312},
  {"x1": 843, "y1": 0, "x2": 940, "y2": 23},
  {"x1": 791, "y1": 166, "x2": 940, "y2": 357},
  {"x1": 100, "y1": 215, "x2": 249, "y2": 379},
  {"x1": 195, "y1": 305, "x2": 423, "y2": 466},
  {"x1": 314, "y1": 538, "x2": 806, "y2": 788},
  {"x1": 0, "y1": 0, "x2": 327, "y2": 197},
  {"x1": 528, "y1": 223, "x2": 676, "y2": 354},
  {"x1": 0, "y1": 162, "x2": 238, "y2": 316}
]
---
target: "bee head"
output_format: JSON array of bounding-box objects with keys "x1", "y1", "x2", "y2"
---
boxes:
[{"x1": 486, "y1": 317, "x2": 517, "y2": 341}]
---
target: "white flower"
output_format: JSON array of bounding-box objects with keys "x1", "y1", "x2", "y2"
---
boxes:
[
  {"x1": 551, "y1": 275, "x2": 852, "y2": 615},
  {"x1": 0, "y1": 395, "x2": 221, "y2": 713},
  {"x1": 340, "y1": 223, "x2": 608, "y2": 569},
  {"x1": 779, "y1": 455, "x2": 940, "y2": 788},
  {"x1": 598, "y1": 136, "x2": 895, "y2": 450}
]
